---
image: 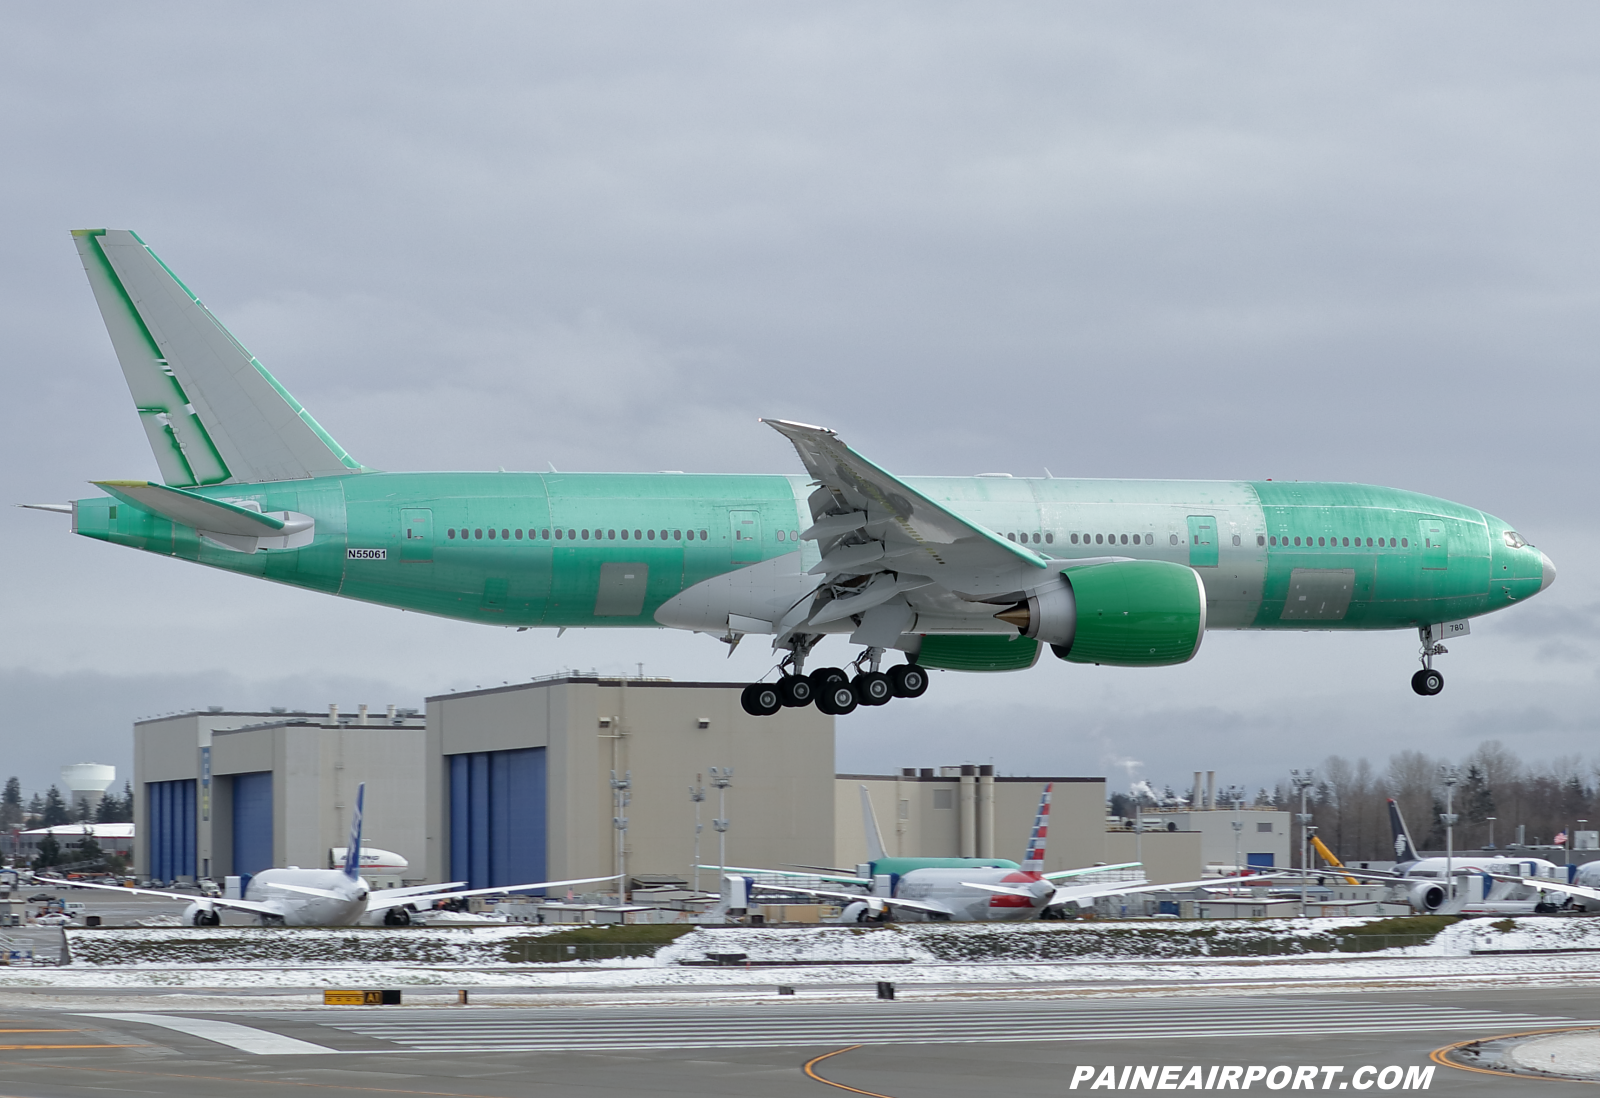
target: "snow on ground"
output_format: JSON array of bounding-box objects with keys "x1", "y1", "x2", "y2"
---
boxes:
[{"x1": 1508, "y1": 1030, "x2": 1600, "y2": 1077}]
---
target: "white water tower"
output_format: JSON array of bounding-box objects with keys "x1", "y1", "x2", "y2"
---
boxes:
[{"x1": 60, "y1": 763, "x2": 116, "y2": 816}]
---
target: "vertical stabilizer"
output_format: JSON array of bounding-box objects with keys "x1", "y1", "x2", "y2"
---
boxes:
[
  {"x1": 71, "y1": 229, "x2": 363, "y2": 485},
  {"x1": 1387, "y1": 797, "x2": 1420, "y2": 865},
  {"x1": 1022, "y1": 782, "x2": 1053, "y2": 871},
  {"x1": 342, "y1": 783, "x2": 365, "y2": 879},
  {"x1": 859, "y1": 785, "x2": 887, "y2": 863}
]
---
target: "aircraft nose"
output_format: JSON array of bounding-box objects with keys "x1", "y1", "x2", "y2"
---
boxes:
[{"x1": 1540, "y1": 552, "x2": 1557, "y2": 593}]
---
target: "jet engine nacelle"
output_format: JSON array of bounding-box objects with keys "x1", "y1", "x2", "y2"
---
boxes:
[
  {"x1": 1408, "y1": 881, "x2": 1447, "y2": 912},
  {"x1": 182, "y1": 902, "x2": 221, "y2": 926},
  {"x1": 997, "y1": 560, "x2": 1206, "y2": 667}
]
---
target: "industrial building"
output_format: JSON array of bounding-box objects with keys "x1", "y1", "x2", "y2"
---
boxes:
[
  {"x1": 422, "y1": 676, "x2": 834, "y2": 889},
  {"x1": 14, "y1": 822, "x2": 135, "y2": 864},
  {"x1": 134, "y1": 706, "x2": 425, "y2": 884}
]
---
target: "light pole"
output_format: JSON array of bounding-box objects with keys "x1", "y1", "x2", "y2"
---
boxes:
[
  {"x1": 610, "y1": 770, "x2": 631, "y2": 903},
  {"x1": 710, "y1": 766, "x2": 733, "y2": 884},
  {"x1": 1575, "y1": 820, "x2": 1588, "y2": 867},
  {"x1": 1439, "y1": 765, "x2": 1460, "y2": 904},
  {"x1": 1290, "y1": 769, "x2": 1315, "y2": 916},
  {"x1": 1231, "y1": 789, "x2": 1244, "y2": 875},
  {"x1": 689, "y1": 777, "x2": 706, "y2": 894},
  {"x1": 1486, "y1": 816, "x2": 1496, "y2": 851}
]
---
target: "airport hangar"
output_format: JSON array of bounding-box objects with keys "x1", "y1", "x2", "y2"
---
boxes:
[{"x1": 133, "y1": 676, "x2": 1280, "y2": 891}]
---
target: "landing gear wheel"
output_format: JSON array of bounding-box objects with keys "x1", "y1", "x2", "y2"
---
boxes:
[
  {"x1": 777, "y1": 674, "x2": 814, "y2": 708},
  {"x1": 191, "y1": 909, "x2": 221, "y2": 926},
  {"x1": 383, "y1": 906, "x2": 412, "y2": 926},
  {"x1": 741, "y1": 682, "x2": 782, "y2": 716},
  {"x1": 1411, "y1": 669, "x2": 1444, "y2": 696},
  {"x1": 816, "y1": 680, "x2": 859, "y2": 716},
  {"x1": 809, "y1": 666, "x2": 848, "y2": 692},
  {"x1": 854, "y1": 671, "x2": 892, "y2": 706},
  {"x1": 888, "y1": 663, "x2": 928, "y2": 698}
]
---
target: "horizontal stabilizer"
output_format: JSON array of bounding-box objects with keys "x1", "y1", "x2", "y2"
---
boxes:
[{"x1": 95, "y1": 479, "x2": 314, "y2": 554}]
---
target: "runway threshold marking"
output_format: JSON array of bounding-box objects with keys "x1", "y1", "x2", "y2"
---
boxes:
[
  {"x1": 804, "y1": 1046, "x2": 899, "y2": 1098},
  {"x1": 1431, "y1": 1026, "x2": 1600, "y2": 1087}
]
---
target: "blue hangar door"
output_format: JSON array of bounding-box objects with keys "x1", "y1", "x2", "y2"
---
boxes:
[
  {"x1": 146, "y1": 779, "x2": 196, "y2": 883},
  {"x1": 449, "y1": 748, "x2": 547, "y2": 891},
  {"x1": 232, "y1": 771, "x2": 274, "y2": 883}
]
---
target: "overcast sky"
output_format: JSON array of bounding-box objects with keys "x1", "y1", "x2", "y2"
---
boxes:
[{"x1": 3, "y1": 3, "x2": 1597, "y2": 801}]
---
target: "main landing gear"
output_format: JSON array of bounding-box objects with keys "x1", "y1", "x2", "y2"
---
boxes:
[
  {"x1": 740, "y1": 646, "x2": 929, "y2": 717},
  {"x1": 1412, "y1": 625, "x2": 1446, "y2": 696}
]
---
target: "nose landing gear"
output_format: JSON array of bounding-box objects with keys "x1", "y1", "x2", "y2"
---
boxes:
[{"x1": 1412, "y1": 625, "x2": 1446, "y2": 696}]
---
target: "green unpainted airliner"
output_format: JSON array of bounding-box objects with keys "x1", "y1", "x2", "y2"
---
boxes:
[{"x1": 30, "y1": 230, "x2": 1555, "y2": 715}]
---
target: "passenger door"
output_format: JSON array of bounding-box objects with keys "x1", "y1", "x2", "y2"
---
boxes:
[
  {"x1": 400, "y1": 508, "x2": 433, "y2": 562},
  {"x1": 729, "y1": 510, "x2": 763, "y2": 563},
  {"x1": 1186, "y1": 515, "x2": 1218, "y2": 567},
  {"x1": 1417, "y1": 520, "x2": 1448, "y2": 570}
]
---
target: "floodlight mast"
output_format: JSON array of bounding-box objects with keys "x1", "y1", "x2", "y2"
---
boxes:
[
  {"x1": 710, "y1": 767, "x2": 733, "y2": 885},
  {"x1": 1290, "y1": 769, "x2": 1315, "y2": 917},
  {"x1": 611, "y1": 770, "x2": 631, "y2": 903},
  {"x1": 689, "y1": 777, "x2": 706, "y2": 894},
  {"x1": 1439, "y1": 765, "x2": 1460, "y2": 904}
]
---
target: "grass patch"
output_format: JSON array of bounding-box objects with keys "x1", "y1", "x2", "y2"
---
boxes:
[
  {"x1": 1337, "y1": 916, "x2": 1458, "y2": 938},
  {"x1": 532, "y1": 925, "x2": 693, "y2": 945}
]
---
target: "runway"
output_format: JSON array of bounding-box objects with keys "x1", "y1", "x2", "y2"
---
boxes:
[{"x1": 1, "y1": 987, "x2": 1598, "y2": 1096}]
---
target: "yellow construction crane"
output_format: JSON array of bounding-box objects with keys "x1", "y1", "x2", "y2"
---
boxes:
[{"x1": 1310, "y1": 834, "x2": 1360, "y2": 885}]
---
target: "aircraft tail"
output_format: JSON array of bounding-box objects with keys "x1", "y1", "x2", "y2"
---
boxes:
[
  {"x1": 342, "y1": 783, "x2": 365, "y2": 880},
  {"x1": 1022, "y1": 782, "x2": 1053, "y2": 871},
  {"x1": 1387, "y1": 797, "x2": 1421, "y2": 864},
  {"x1": 860, "y1": 785, "x2": 887, "y2": 862},
  {"x1": 70, "y1": 229, "x2": 363, "y2": 486}
]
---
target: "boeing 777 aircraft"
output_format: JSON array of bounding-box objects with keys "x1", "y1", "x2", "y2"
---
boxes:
[{"x1": 29, "y1": 230, "x2": 1556, "y2": 715}]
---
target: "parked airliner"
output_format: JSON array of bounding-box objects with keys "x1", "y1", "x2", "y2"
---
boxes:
[{"x1": 40, "y1": 785, "x2": 616, "y2": 927}]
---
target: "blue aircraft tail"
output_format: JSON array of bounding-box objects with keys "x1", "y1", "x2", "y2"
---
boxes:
[
  {"x1": 1386, "y1": 797, "x2": 1420, "y2": 865},
  {"x1": 342, "y1": 783, "x2": 365, "y2": 879}
]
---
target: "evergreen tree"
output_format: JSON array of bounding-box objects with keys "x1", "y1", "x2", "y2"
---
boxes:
[
  {"x1": 0, "y1": 777, "x2": 21, "y2": 830},
  {"x1": 24, "y1": 793, "x2": 44, "y2": 829},
  {"x1": 32, "y1": 834, "x2": 61, "y2": 869},
  {"x1": 41, "y1": 786, "x2": 70, "y2": 827}
]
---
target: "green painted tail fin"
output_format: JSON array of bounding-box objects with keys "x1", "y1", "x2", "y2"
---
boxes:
[{"x1": 71, "y1": 229, "x2": 363, "y2": 486}]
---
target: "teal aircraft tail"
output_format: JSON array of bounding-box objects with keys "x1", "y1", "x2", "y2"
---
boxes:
[{"x1": 70, "y1": 229, "x2": 363, "y2": 486}]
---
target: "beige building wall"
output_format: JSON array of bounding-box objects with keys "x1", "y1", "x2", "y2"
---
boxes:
[
  {"x1": 836, "y1": 769, "x2": 1109, "y2": 874},
  {"x1": 1135, "y1": 808, "x2": 1292, "y2": 871},
  {"x1": 425, "y1": 678, "x2": 835, "y2": 886},
  {"x1": 1102, "y1": 830, "x2": 1203, "y2": 884}
]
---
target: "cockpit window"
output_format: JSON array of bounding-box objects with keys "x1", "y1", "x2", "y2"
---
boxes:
[{"x1": 1503, "y1": 531, "x2": 1528, "y2": 549}]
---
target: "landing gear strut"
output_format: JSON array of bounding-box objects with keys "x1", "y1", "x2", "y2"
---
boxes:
[
  {"x1": 1412, "y1": 625, "x2": 1446, "y2": 696},
  {"x1": 739, "y1": 640, "x2": 929, "y2": 717}
]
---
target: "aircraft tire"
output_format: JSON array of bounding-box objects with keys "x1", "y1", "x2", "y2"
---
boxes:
[
  {"x1": 777, "y1": 674, "x2": 814, "y2": 707},
  {"x1": 855, "y1": 671, "x2": 892, "y2": 706},
  {"x1": 741, "y1": 683, "x2": 782, "y2": 716},
  {"x1": 817, "y1": 681, "x2": 859, "y2": 716},
  {"x1": 1411, "y1": 669, "x2": 1444, "y2": 696},
  {"x1": 192, "y1": 909, "x2": 220, "y2": 926},
  {"x1": 384, "y1": 906, "x2": 412, "y2": 926},
  {"x1": 808, "y1": 666, "x2": 848, "y2": 692},
  {"x1": 888, "y1": 663, "x2": 928, "y2": 698}
]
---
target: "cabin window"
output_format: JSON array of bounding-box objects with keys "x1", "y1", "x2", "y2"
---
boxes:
[
  {"x1": 776, "y1": 529, "x2": 786, "y2": 541},
  {"x1": 648, "y1": 529, "x2": 656, "y2": 540},
  {"x1": 555, "y1": 529, "x2": 563, "y2": 539},
  {"x1": 501, "y1": 529, "x2": 508, "y2": 539},
  {"x1": 1007, "y1": 533, "x2": 1016, "y2": 542},
  {"x1": 542, "y1": 529, "x2": 550, "y2": 539},
  {"x1": 1071, "y1": 534, "x2": 1079, "y2": 544},
  {"x1": 791, "y1": 530, "x2": 799, "y2": 540},
  {"x1": 447, "y1": 528, "x2": 456, "y2": 539},
  {"x1": 489, "y1": 528, "x2": 497, "y2": 539},
  {"x1": 1401, "y1": 538, "x2": 1408, "y2": 547},
  {"x1": 515, "y1": 529, "x2": 523, "y2": 539},
  {"x1": 1232, "y1": 534, "x2": 1241, "y2": 546},
  {"x1": 1257, "y1": 535, "x2": 1265, "y2": 546},
  {"x1": 1045, "y1": 533, "x2": 1054, "y2": 544},
  {"x1": 699, "y1": 529, "x2": 708, "y2": 539},
  {"x1": 1269, "y1": 536, "x2": 1276, "y2": 546},
  {"x1": 581, "y1": 530, "x2": 589, "y2": 540},
  {"x1": 1170, "y1": 534, "x2": 1178, "y2": 545},
  {"x1": 475, "y1": 528, "x2": 483, "y2": 539},
  {"x1": 621, "y1": 529, "x2": 629, "y2": 540},
  {"x1": 674, "y1": 529, "x2": 682, "y2": 540},
  {"x1": 1293, "y1": 536, "x2": 1300, "y2": 546},
  {"x1": 1032, "y1": 533, "x2": 1040, "y2": 543}
]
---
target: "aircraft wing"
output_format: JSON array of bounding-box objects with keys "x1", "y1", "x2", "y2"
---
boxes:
[
  {"x1": 33, "y1": 876, "x2": 286, "y2": 917},
  {"x1": 1049, "y1": 873, "x2": 1295, "y2": 908},
  {"x1": 749, "y1": 881, "x2": 955, "y2": 916},
  {"x1": 699, "y1": 864, "x2": 872, "y2": 887},
  {"x1": 1041, "y1": 862, "x2": 1143, "y2": 881},
  {"x1": 365, "y1": 875, "x2": 622, "y2": 912},
  {"x1": 369, "y1": 881, "x2": 468, "y2": 901},
  {"x1": 762, "y1": 420, "x2": 1056, "y2": 631},
  {"x1": 1487, "y1": 874, "x2": 1592, "y2": 903}
]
